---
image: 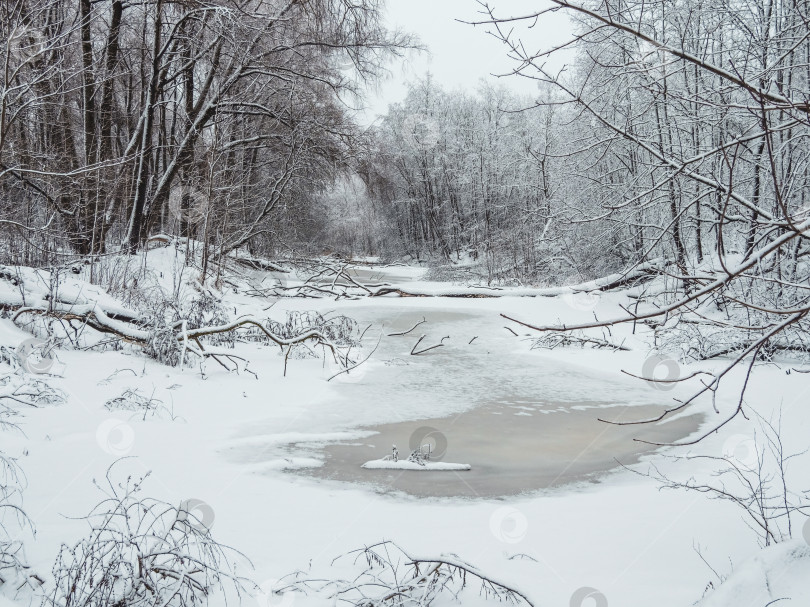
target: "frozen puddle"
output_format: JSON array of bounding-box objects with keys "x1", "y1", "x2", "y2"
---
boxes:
[
  {"x1": 301, "y1": 401, "x2": 701, "y2": 498},
  {"x1": 231, "y1": 303, "x2": 703, "y2": 498}
]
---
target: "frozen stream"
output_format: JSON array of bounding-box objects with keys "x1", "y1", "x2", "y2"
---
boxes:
[
  {"x1": 310, "y1": 402, "x2": 699, "y2": 498},
  {"x1": 234, "y1": 266, "x2": 704, "y2": 498}
]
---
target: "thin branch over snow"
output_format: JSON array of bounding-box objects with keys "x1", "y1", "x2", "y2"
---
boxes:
[{"x1": 277, "y1": 541, "x2": 534, "y2": 606}]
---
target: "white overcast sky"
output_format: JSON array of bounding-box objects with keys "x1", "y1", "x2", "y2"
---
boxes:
[{"x1": 360, "y1": 0, "x2": 573, "y2": 124}]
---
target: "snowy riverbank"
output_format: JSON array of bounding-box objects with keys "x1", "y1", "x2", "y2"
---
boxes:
[{"x1": 1, "y1": 251, "x2": 809, "y2": 607}]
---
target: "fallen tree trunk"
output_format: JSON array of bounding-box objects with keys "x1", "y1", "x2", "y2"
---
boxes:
[
  {"x1": 1, "y1": 292, "x2": 141, "y2": 324},
  {"x1": 13, "y1": 302, "x2": 149, "y2": 343},
  {"x1": 11, "y1": 304, "x2": 347, "y2": 374},
  {"x1": 182, "y1": 317, "x2": 339, "y2": 356},
  {"x1": 227, "y1": 254, "x2": 288, "y2": 273},
  {"x1": 368, "y1": 258, "x2": 665, "y2": 298}
]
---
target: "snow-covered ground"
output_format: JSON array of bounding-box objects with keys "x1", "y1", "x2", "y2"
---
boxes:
[{"x1": 1, "y1": 250, "x2": 809, "y2": 607}]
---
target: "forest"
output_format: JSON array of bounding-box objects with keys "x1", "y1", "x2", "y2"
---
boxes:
[
  {"x1": 2, "y1": 1, "x2": 810, "y2": 607},
  {"x1": 3, "y1": 0, "x2": 810, "y2": 284}
]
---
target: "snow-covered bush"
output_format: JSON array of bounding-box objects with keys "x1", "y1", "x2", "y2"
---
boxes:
[
  {"x1": 138, "y1": 290, "x2": 233, "y2": 365},
  {"x1": 0, "y1": 449, "x2": 30, "y2": 580},
  {"x1": 48, "y1": 471, "x2": 247, "y2": 607},
  {"x1": 1, "y1": 373, "x2": 57, "y2": 403},
  {"x1": 266, "y1": 310, "x2": 360, "y2": 359},
  {"x1": 142, "y1": 324, "x2": 183, "y2": 367},
  {"x1": 184, "y1": 291, "x2": 233, "y2": 347},
  {"x1": 653, "y1": 307, "x2": 810, "y2": 363},
  {"x1": 649, "y1": 413, "x2": 810, "y2": 548},
  {"x1": 0, "y1": 373, "x2": 41, "y2": 581},
  {"x1": 104, "y1": 389, "x2": 171, "y2": 421},
  {"x1": 267, "y1": 310, "x2": 358, "y2": 345},
  {"x1": 274, "y1": 541, "x2": 531, "y2": 606},
  {"x1": 1, "y1": 372, "x2": 64, "y2": 581}
]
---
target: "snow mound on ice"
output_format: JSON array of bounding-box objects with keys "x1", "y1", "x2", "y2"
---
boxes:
[{"x1": 362, "y1": 459, "x2": 471, "y2": 471}]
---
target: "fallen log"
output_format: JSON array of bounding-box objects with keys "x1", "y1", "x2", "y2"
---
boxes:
[
  {"x1": 11, "y1": 304, "x2": 347, "y2": 374},
  {"x1": 182, "y1": 317, "x2": 338, "y2": 354},
  {"x1": 13, "y1": 303, "x2": 149, "y2": 343},
  {"x1": 368, "y1": 258, "x2": 665, "y2": 298},
  {"x1": 228, "y1": 254, "x2": 288, "y2": 273}
]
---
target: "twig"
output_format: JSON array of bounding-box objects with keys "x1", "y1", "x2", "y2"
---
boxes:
[
  {"x1": 387, "y1": 317, "x2": 426, "y2": 337},
  {"x1": 411, "y1": 335, "x2": 449, "y2": 355}
]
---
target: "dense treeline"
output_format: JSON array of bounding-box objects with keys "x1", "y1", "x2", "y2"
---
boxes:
[
  {"x1": 337, "y1": 0, "x2": 810, "y2": 289},
  {"x1": 359, "y1": 78, "x2": 563, "y2": 282},
  {"x1": 539, "y1": 0, "x2": 810, "y2": 277},
  {"x1": 470, "y1": 0, "x2": 810, "y2": 369},
  {"x1": 3, "y1": 0, "x2": 810, "y2": 297},
  {"x1": 0, "y1": 0, "x2": 407, "y2": 272},
  {"x1": 353, "y1": 77, "x2": 634, "y2": 284}
]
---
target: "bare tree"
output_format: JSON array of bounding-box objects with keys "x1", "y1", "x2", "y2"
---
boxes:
[
  {"x1": 0, "y1": 0, "x2": 414, "y2": 264},
  {"x1": 470, "y1": 0, "x2": 810, "y2": 435}
]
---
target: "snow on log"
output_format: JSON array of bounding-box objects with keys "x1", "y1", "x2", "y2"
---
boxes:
[
  {"x1": 368, "y1": 258, "x2": 665, "y2": 298},
  {"x1": 12, "y1": 302, "x2": 150, "y2": 342},
  {"x1": 227, "y1": 252, "x2": 288, "y2": 273},
  {"x1": 182, "y1": 317, "x2": 333, "y2": 348},
  {"x1": 361, "y1": 459, "x2": 471, "y2": 471}
]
